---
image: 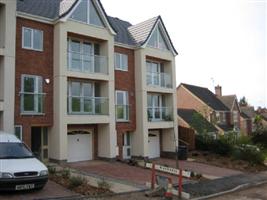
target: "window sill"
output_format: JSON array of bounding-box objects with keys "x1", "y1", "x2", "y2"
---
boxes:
[
  {"x1": 22, "y1": 47, "x2": 43, "y2": 52},
  {"x1": 116, "y1": 120, "x2": 130, "y2": 123},
  {"x1": 115, "y1": 68, "x2": 128, "y2": 72},
  {"x1": 20, "y1": 113, "x2": 45, "y2": 116}
]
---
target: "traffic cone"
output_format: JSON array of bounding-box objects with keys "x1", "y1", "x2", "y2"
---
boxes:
[{"x1": 164, "y1": 181, "x2": 173, "y2": 200}]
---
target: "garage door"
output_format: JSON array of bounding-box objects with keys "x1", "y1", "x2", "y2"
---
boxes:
[
  {"x1": 148, "y1": 131, "x2": 160, "y2": 158},
  {"x1": 67, "y1": 131, "x2": 93, "y2": 162}
]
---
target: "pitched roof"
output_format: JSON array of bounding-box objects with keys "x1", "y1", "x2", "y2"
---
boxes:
[
  {"x1": 240, "y1": 106, "x2": 256, "y2": 118},
  {"x1": 240, "y1": 112, "x2": 250, "y2": 119},
  {"x1": 17, "y1": 0, "x2": 177, "y2": 52},
  {"x1": 128, "y1": 16, "x2": 158, "y2": 46},
  {"x1": 178, "y1": 109, "x2": 218, "y2": 133},
  {"x1": 17, "y1": 0, "x2": 61, "y2": 19},
  {"x1": 108, "y1": 17, "x2": 136, "y2": 46},
  {"x1": 218, "y1": 95, "x2": 236, "y2": 110},
  {"x1": 181, "y1": 83, "x2": 229, "y2": 111}
]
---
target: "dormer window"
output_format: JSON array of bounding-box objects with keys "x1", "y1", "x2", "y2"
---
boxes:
[
  {"x1": 70, "y1": 0, "x2": 104, "y2": 27},
  {"x1": 148, "y1": 26, "x2": 169, "y2": 50}
]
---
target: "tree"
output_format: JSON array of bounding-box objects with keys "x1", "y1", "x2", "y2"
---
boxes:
[{"x1": 239, "y1": 96, "x2": 248, "y2": 107}]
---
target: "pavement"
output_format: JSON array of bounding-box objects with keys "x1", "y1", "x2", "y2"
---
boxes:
[{"x1": 182, "y1": 171, "x2": 267, "y2": 199}]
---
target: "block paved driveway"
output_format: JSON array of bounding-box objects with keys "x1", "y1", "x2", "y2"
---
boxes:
[
  {"x1": 66, "y1": 158, "x2": 242, "y2": 186},
  {"x1": 0, "y1": 180, "x2": 77, "y2": 200}
]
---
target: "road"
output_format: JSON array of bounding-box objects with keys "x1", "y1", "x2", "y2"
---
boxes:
[{"x1": 209, "y1": 183, "x2": 267, "y2": 200}]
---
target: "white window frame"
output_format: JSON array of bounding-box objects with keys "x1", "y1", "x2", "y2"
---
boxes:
[
  {"x1": 20, "y1": 74, "x2": 44, "y2": 115},
  {"x1": 116, "y1": 90, "x2": 129, "y2": 121},
  {"x1": 67, "y1": 38, "x2": 95, "y2": 73},
  {"x1": 69, "y1": 0, "x2": 104, "y2": 28},
  {"x1": 147, "y1": 94, "x2": 163, "y2": 121},
  {"x1": 115, "y1": 53, "x2": 128, "y2": 71},
  {"x1": 68, "y1": 81, "x2": 95, "y2": 114},
  {"x1": 14, "y1": 125, "x2": 23, "y2": 140},
  {"x1": 147, "y1": 26, "x2": 169, "y2": 50},
  {"x1": 146, "y1": 61, "x2": 161, "y2": 86},
  {"x1": 22, "y1": 27, "x2": 43, "y2": 51},
  {"x1": 123, "y1": 132, "x2": 131, "y2": 159}
]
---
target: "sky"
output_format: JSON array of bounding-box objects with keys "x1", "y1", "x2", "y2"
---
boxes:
[{"x1": 101, "y1": 0, "x2": 266, "y2": 108}]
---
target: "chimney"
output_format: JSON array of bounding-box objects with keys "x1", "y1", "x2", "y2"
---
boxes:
[{"x1": 215, "y1": 85, "x2": 222, "y2": 97}]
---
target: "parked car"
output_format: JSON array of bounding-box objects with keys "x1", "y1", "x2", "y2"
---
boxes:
[{"x1": 0, "y1": 131, "x2": 48, "y2": 191}]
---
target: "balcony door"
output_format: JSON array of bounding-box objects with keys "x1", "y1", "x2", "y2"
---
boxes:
[
  {"x1": 147, "y1": 62, "x2": 161, "y2": 86},
  {"x1": 68, "y1": 39, "x2": 94, "y2": 73},
  {"x1": 148, "y1": 94, "x2": 163, "y2": 121}
]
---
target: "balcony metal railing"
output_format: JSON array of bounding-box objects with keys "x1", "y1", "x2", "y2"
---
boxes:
[
  {"x1": 68, "y1": 96, "x2": 109, "y2": 115},
  {"x1": 20, "y1": 92, "x2": 46, "y2": 114},
  {"x1": 147, "y1": 107, "x2": 173, "y2": 121},
  {"x1": 146, "y1": 72, "x2": 172, "y2": 88},
  {"x1": 67, "y1": 51, "x2": 108, "y2": 74},
  {"x1": 116, "y1": 105, "x2": 130, "y2": 121}
]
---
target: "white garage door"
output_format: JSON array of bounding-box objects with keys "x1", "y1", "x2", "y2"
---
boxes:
[
  {"x1": 148, "y1": 131, "x2": 160, "y2": 158},
  {"x1": 67, "y1": 131, "x2": 93, "y2": 162}
]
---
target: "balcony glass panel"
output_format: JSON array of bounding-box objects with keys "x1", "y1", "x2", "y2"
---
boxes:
[
  {"x1": 146, "y1": 72, "x2": 172, "y2": 88},
  {"x1": 147, "y1": 107, "x2": 172, "y2": 121},
  {"x1": 68, "y1": 96, "x2": 109, "y2": 115},
  {"x1": 68, "y1": 52, "x2": 108, "y2": 74}
]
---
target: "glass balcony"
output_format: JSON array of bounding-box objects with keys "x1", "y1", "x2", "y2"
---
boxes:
[
  {"x1": 146, "y1": 72, "x2": 172, "y2": 88},
  {"x1": 67, "y1": 51, "x2": 108, "y2": 74},
  {"x1": 147, "y1": 107, "x2": 173, "y2": 121},
  {"x1": 68, "y1": 96, "x2": 109, "y2": 115},
  {"x1": 20, "y1": 93, "x2": 45, "y2": 114},
  {"x1": 116, "y1": 105, "x2": 130, "y2": 121}
]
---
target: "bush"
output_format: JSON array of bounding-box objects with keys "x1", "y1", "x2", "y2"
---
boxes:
[
  {"x1": 68, "y1": 176, "x2": 86, "y2": 189},
  {"x1": 61, "y1": 168, "x2": 70, "y2": 179},
  {"x1": 232, "y1": 144, "x2": 265, "y2": 165},
  {"x1": 48, "y1": 166, "x2": 56, "y2": 175},
  {"x1": 213, "y1": 137, "x2": 232, "y2": 156},
  {"x1": 195, "y1": 134, "x2": 215, "y2": 151},
  {"x1": 252, "y1": 130, "x2": 267, "y2": 149}
]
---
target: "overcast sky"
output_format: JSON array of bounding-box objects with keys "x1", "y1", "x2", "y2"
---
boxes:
[{"x1": 101, "y1": 0, "x2": 266, "y2": 108}]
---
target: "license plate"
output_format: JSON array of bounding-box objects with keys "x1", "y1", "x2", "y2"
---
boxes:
[{"x1": 15, "y1": 184, "x2": 35, "y2": 190}]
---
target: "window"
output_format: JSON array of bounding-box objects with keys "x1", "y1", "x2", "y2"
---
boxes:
[
  {"x1": 70, "y1": 0, "x2": 104, "y2": 27},
  {"x1": 20, "y1": 75, "x2": 44, "y2": 114},
  {"x1": 14, "y1": 126, "x2": 23, "y2": 140},
  {"x1": 123, "y1": 132, "x2": 131, "y2": 159},
  {"x1": 147, "y1": 26, "x2": 169, "y2": 50},
  {"x1": 68, "y1": 81, "x2": 94, "y2": 114},
  {"x1": 147, "y1": 94, "x2": 163, "y2": 121},
  {"x1": 146, "y1": 61, "x2": 161, "y2": 86},
  {"x1": 22, "y1": 27, "x2": 43, "y2": 51},
  {"x1": 115, "y1": 53, "x2": 128, "y2": 71},
  {"x1": 116, "y1": 91, "x2": 129, "y2": 121}
]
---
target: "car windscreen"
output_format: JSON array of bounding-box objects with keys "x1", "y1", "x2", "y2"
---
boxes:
[{"x1": 0, "y1": 143, "x2": 34, "y2": 159}]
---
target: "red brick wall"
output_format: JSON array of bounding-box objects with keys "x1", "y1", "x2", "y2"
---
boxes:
[
  {"x1": 15, "y1": 17, "x2": 54, "y2": 147},
  {"x1": 176, "y1": 85, "x2": 212, "y2": 118},
  {"x1": 114, "y1": 46, "x2": 136, "y2": 159}
]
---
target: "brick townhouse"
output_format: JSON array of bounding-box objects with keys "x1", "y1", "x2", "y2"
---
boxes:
[{"x1": 7, "y1": 0, "x2": 178, "y2": 162}]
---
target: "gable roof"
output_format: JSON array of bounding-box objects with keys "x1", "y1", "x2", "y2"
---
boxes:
[
  {"x1": 128, "y1": 16, "x2": 178, "y2": 55},
  {"x1": 108, "y1": 17, "x2": 136, "y2": 46},
  {"x1": 218, "y1": 95, "x2": 241, "y2": 113},
  {"x1": 240, "y1": 106, "x2": 256, "y2": 118},
  {"x1": 240, "y1": 112, "x2": 250, "y2": 119},
  {"x1": 178, "y1": 109, "x2": 218, "y2": 133},
  {"x1": 180, "y1": 83, "x2": 229, "y2": 111}
]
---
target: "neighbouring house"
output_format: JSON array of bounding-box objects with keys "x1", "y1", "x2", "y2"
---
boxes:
[
  {"x1": 176, "y1": 83, "x2": 234, "y2": 134},
  {"x1": 240, "y1": 111, "x2": 253, "y2": 135},
  {"x1": 177, "y1": 108, "x2": 218, "y2": 150},
  {"x1": 216, "y1": 93, "x2": 241, "y2": 133},
  {"x1": 240, "y1": 106, "x2": 256, "y2": 133},
  {"x1": 0, "y1": 0, "x2": 16, "y2": 133},
  {"x1": 260, "y1": 113, "x2": 267, "y2": 128},
  {"x1": 13, "y1": 0, "x2": 178, "y2": 162}
]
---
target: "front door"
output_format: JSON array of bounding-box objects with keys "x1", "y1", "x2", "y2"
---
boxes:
[
  {"x1": 148, "y1": 131, "x2": 160, "y2": 158},
  {"x1": 31, "y1": 127, "x2": 48, "y2": 161}
]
